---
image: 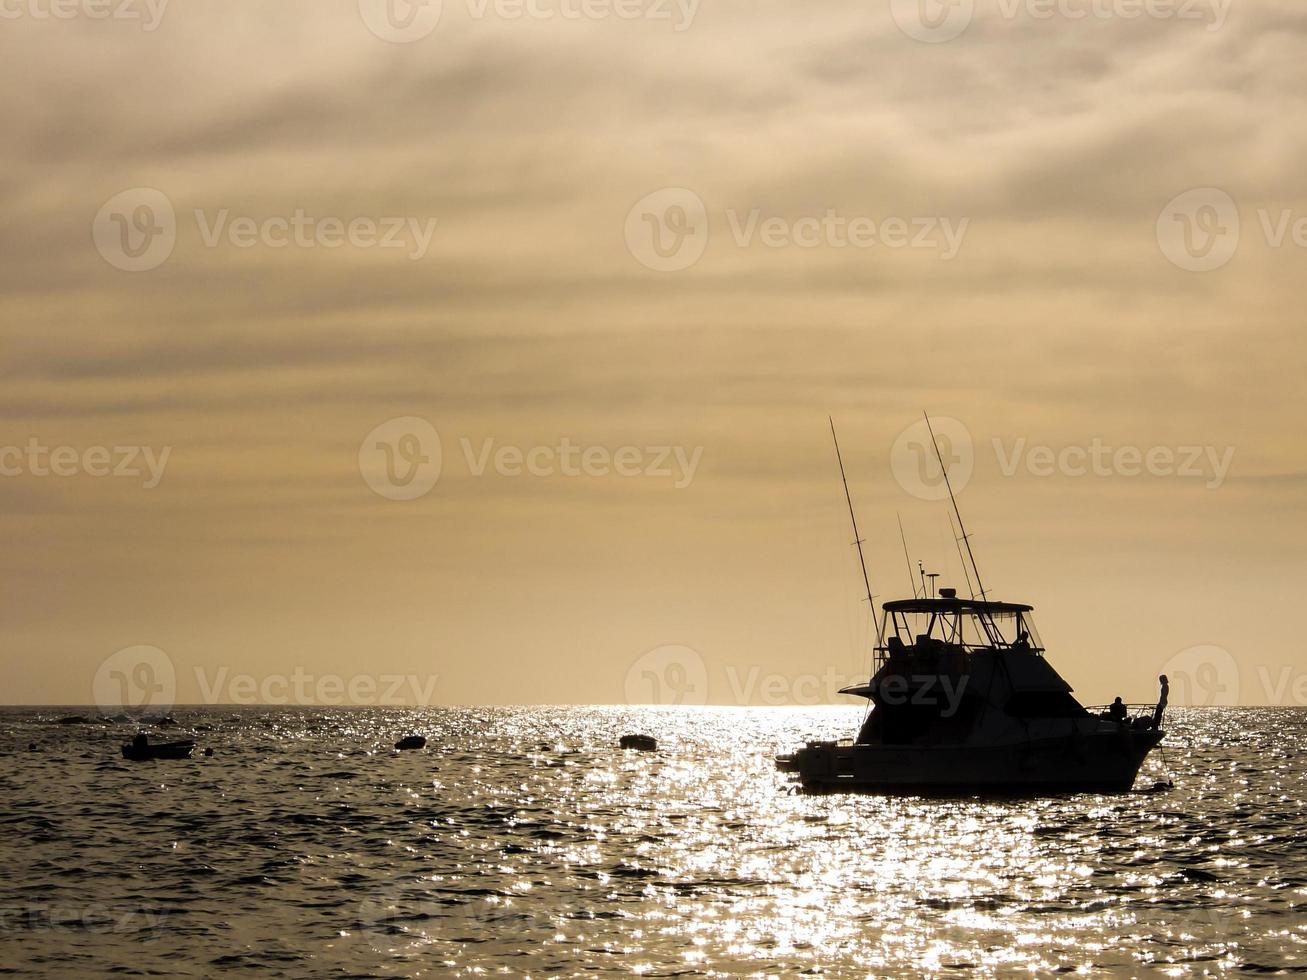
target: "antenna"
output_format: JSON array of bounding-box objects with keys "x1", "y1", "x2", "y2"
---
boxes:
[
  {"x1": 918, "y1": 560, "x2": 927, "y2": 602},
  {"x1": 830, "y1": 419, "x2": 884, "y2": 646},
  {"x1": 897, "y1": 513, "x2": 917, "y2": 598},
  {"x1": 923, "y1": 412, "x2": 988, "y2": 602}
]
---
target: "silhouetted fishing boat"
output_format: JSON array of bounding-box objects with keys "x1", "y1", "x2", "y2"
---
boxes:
[
  {"x1": 775, "y1": 417, "x2": 1167, "y2": 794},
  {"x1": 121, "y1": 733, "x2": 195, "y2": 761}
]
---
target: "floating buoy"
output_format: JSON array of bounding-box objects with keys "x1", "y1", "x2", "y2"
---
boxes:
[
  {"x1": 619, "y1": 734, "x2": 657, "y2": 751},
  {"x1": 394, "y1": 735, "x2": 427, "y2": 751}
]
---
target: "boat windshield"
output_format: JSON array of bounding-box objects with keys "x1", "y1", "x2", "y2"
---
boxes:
[{"x1": 880, "y1": 607, "x2": 1044, "y2": 654}]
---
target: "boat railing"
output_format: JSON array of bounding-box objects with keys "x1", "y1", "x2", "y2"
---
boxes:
[
  {"x1": 1083, "y1": 703, "x2": 1161, "y2": 728},
  {"x1": 874, "y1": 641, "x2": 1046, "y2": 659}
]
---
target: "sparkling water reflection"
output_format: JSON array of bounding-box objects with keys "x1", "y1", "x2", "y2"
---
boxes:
[{"x1": 1, "y1": 706, "x2": 1304, "y2": 976}]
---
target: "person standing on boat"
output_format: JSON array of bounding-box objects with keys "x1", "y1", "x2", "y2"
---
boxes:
[{"x1": 1152, "y1": 675, "x2": 1169, "y2": 729}]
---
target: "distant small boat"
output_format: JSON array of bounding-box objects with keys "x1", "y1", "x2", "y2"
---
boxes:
[
  {"x1": 394, "y1": 735, "x2": 426, "y2": 751},
  {"x1": 620, "y1": 734, "x2": 658, "y2": 751},
  {"x1": 121, "y1": 734, "x2": 195, "y2": 761}
]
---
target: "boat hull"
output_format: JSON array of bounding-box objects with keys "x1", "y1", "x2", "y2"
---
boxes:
[
  {"x1": 121, "y1": 740, "x2": 195, "y2": 761},
  {"x1": 777, "y1": 728, "x2": 1162, "y2": 794}
]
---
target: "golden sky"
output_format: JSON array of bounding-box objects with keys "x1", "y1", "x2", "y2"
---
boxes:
[{"x1": 2, "y1": 0, "x2": 1304, "y2": 707}]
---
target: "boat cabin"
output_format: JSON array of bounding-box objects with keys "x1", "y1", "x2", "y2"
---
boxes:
[{"x1": 843, "y1": 588, "x2": 1090, "y2": 745}]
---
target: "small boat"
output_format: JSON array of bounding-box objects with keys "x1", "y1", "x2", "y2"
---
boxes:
[
  {"x1": 620, "y1": 734, "x2": 658, "y2": 751},
  {"x1": 776, "y1": 419, "x2": 1167, "y2": 794},
  {"x1": 121, "y1": 734, "x2": 195, "y2": 761},
  {"x1": 394, "y1": 735, "x2": 427, "y2": 751}
]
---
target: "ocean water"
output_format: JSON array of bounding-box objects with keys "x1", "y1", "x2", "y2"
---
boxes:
[{"x1": 1, "y1": 706, "x2": 1304, "y2": 977}]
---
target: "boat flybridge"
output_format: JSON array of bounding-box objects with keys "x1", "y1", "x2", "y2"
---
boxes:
[{"x1": 776, "y1": 418, "x2": 1168, "y2": 794}]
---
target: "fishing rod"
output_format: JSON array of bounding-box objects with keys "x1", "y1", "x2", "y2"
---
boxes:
[
  {"x1": 830, "y1": 419, "x2": 884, "y2": 647},
  {"x1": 923, "y1": 412, "x2": 987, "y2": 602},
  {"x1": 923, "y1": 412, "x2": 1003, "y2": 646},
  {"x1": 948, "y1": 510, "x2": 976, "y2": 601}
]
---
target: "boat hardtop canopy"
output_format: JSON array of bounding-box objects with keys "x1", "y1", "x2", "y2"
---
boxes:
[
  {"x1": 882, "y1": 596, "x2": 1033, "y2": 615},
  {"x1": 876, "y1": 591, "x2": 1045, "y2": 664}
]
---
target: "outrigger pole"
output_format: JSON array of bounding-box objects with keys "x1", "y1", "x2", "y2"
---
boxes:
[
  {"x1": 923, "y1": 412, "x2": 1005, "y2": 647},
  {"x1": 923, "y1": 412, "x2": 988, "y2": 602},
  {"x1": 948, "y1": 510, "x2": 977, "y2": 601},
  {"x1": 830, "y1": 419, "x2": 884, "y2": 646}
]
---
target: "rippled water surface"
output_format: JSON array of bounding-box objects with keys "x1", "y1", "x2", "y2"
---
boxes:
[{"x1": 2, "y1": 706, "x2": 1305, "y2": 977}]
